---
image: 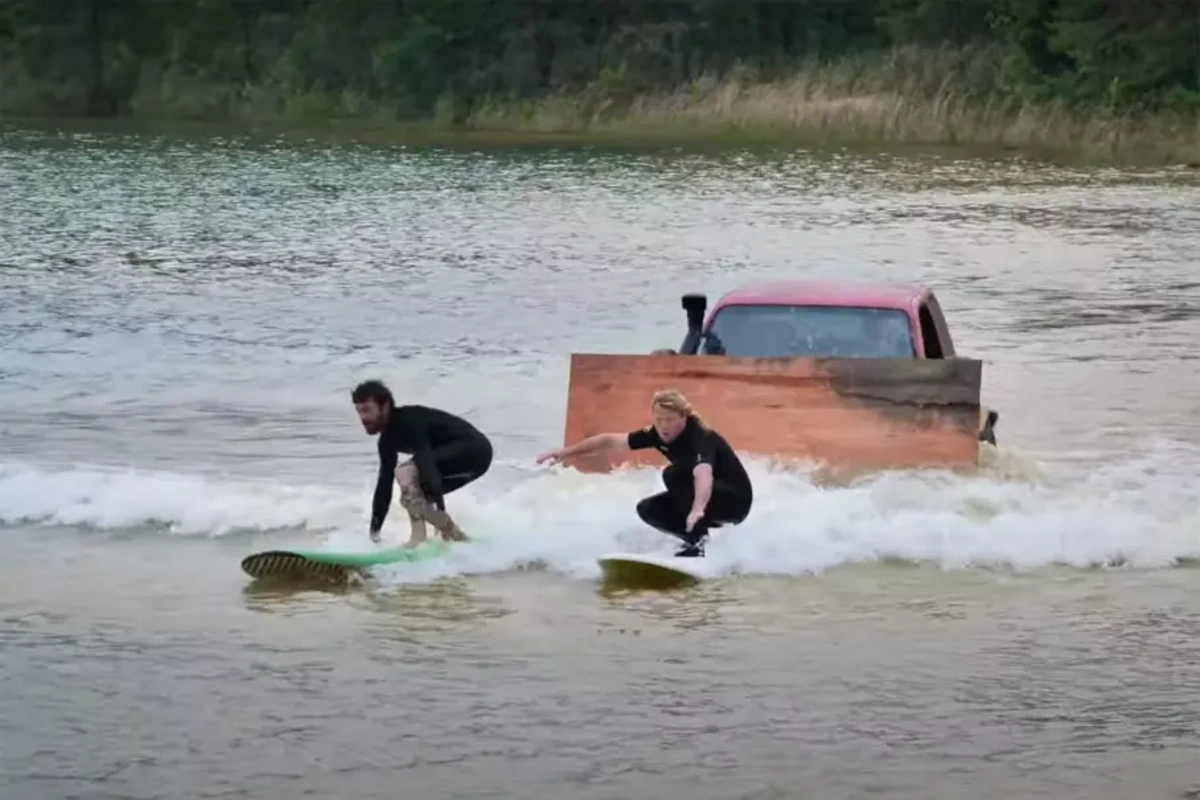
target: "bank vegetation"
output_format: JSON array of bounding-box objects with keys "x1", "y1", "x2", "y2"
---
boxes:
[{"x1": 2, "y1": 0, "x2": 1198, "y2": 164}]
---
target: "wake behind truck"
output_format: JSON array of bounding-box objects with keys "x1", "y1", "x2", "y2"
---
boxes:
[{"x1": 558, "y1": 279, "x2": 999, "y2": 474}]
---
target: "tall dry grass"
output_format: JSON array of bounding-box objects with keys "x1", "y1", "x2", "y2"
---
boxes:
[
  {"x1": 467, "y1": 47, "x2": 1200, "y2": 165},
  {"x1": 6, "y1": 45, "x2": 1196, "y2": 165}
]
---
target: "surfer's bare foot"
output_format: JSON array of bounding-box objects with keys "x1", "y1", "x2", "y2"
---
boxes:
[
  {"x1": 436, "y1": 520, "x2": 468, "y2": 542},
  {"x1": 442, "y1": 527, "x2": 469, "y2": 543},
  {"x1": 403, "y1": 535, "x2": 426, "y2": 549}
]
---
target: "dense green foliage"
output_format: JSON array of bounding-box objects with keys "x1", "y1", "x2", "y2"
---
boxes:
[{"x1": 1, "y1": 0, "x2": 1198, "y2": 121}]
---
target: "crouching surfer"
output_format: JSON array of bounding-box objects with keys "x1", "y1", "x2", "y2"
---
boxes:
[
  {"x1": 351, "y1": 379, "x2": 493, "y2": 548},
  {"x1": 536, "y1": 389, "x2": 752, "y2": 557}
]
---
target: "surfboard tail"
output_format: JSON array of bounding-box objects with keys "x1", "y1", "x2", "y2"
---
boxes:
[
  {"x1": 239, "y1": 540, "x2": 462, "y2": 583},
  {"x1": 597, "y1": 554, "x2": 706, "y2": 590},
  {"x1": 240, "y1": 551, "x2": 358, "y2": 583}
]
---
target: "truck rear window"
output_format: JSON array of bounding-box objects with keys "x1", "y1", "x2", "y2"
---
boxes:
[{"x1": 703, "y1": 305, "x2": 916, "y2": 358}]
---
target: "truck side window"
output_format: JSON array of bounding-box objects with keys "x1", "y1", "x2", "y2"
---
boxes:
[{"x1": 918, "y1": 304, "x2": 944, "y2": 358}]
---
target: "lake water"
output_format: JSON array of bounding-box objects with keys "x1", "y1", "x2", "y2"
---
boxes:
[{"x1": 3, "y1": 123, "x2": 1200, "y2": 799}]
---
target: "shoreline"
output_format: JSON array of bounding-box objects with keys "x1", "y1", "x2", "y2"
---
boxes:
[
  {"x1": 466, "y1": 77, "x2": 1200, "y2": 169},
  {"x1": 2, "y1": 22, "x2": 1199, "y2": 169},
  {"x1": 5, "y1": 83, "x2": 1199, "y2": 169}
]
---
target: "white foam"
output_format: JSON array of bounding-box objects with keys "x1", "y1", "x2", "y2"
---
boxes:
[
  {"x1": 0, "y1": 461, "x2": 356, "y2": 536},
  {"x1": 3, "y1": 440, "x2": 1200, "y2": 582}
]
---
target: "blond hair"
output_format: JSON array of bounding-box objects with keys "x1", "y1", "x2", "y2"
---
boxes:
[{"x1": 652, "y1": 389, "x2": 703, "y2": 425}]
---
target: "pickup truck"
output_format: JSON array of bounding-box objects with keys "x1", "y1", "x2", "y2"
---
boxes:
[
  {"x1": 559, "y1": 279, "x2": 998, "y2": 473},
  {"x1": 654, "y1": 280, "x2": 999, "y2": 445}
]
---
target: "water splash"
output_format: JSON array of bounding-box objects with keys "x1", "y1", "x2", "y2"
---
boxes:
[{"x1": 4, "y1": 441, "x2": 1198, "y2": 582}]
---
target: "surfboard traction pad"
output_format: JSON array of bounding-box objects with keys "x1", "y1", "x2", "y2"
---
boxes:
[{"x1": 240, "y1": 550, "x2": 363, "y2": 584}]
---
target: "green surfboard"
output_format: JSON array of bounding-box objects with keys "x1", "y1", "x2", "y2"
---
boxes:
[{"x1": 241, "y1": 539, "x2": 453, "y2": 583}]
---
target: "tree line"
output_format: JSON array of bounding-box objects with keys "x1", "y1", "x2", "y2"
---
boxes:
[{"x1": 1, "y1": 0, "x2": 1197, "y2": 120}]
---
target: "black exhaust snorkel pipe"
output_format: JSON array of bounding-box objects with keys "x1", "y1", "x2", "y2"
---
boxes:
[{"x1": 678, "y1": 293, "x2": 707, "y2": 355}]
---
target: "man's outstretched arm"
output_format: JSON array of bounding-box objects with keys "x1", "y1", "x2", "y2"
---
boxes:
[
  {"x1": 370, "y1": 442, "x2": 398, "y2": 536},
  {"x1": 536, "y1": 430, "x2": 643, "y2": 465}
]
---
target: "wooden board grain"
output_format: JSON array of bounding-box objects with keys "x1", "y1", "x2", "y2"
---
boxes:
[{"x1": 562, "y1": 353, "x2": 981, "y2": 473}]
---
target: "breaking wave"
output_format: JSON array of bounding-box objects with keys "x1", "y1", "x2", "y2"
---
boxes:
[{"x1": 2, "y1": 439, "x2": 1199, "y2": 583}]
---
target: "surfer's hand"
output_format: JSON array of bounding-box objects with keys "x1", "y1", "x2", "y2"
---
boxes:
[
  {"x1": 535, "y1": 449, "x2": 563, "y2": 466},
  {"x1": 685, "y1": 509, "x2": 704, "y2": 532}
]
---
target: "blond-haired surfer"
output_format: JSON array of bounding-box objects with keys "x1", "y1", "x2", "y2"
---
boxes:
[{"x1": 536, "y1": 389, "x2": 752, "y2": 557}]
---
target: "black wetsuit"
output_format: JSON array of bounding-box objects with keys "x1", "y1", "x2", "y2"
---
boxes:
[
  {"x1": 370, "y1": 405, "x2": 493, "y2": 534},
  {"x1": 626, "y1": 416, "x2": 753, "y2": 553}
]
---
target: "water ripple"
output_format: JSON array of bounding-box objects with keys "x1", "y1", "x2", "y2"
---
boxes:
[{"x1": 4, "y1": 126, "x2": 1200, "y2": 799}]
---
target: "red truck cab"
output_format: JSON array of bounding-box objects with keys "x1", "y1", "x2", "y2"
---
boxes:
[{"x1": 666, "y1": 279, "x2": 998, "y2": 444}]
